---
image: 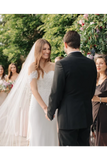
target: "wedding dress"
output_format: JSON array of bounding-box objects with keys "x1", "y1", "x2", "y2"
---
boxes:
[
  {"x1": 29, "y1": 70, "x2": 58, "y2": 146},
  {"x1": 0, "y1": 42, "x2": 58, "y2": 146},
  {"x1": 8, "y1": 78, "x2": 28, "y2": 138}
]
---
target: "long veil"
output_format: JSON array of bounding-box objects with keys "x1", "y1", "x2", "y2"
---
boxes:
[{"x1": 0, "y1": 42, "x2": 36, "y2": 146}]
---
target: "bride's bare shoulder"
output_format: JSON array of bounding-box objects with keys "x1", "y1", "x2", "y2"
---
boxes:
[{"x1": 28, "y1": 62, "x2": 36, "y2": 75}]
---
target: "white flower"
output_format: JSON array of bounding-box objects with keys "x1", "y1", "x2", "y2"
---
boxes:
[
  {"x1": 87, "y1": 54, "x2": 94, "y2": 59},
  {"x1": 90, "y1": 22, "x2": 94, "y2": 25},
  {"x1": 79, "y1": 20, "x2": 83, "y2": 25}
]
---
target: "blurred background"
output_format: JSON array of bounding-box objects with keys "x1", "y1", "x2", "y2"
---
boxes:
[{"x1": 0, "y1": 14, "x2": 107, "y2": 72}]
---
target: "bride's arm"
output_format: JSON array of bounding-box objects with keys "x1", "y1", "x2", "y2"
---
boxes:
[
  {"x1": 30, "y1": 78, "x2": 47, "y2": 113},
  {"x1": 28, "y1": 63, "x2": 47, "y2": 113}
]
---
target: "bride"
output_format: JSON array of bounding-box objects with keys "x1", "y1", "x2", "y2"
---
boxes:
[{"x1": 0, "y1": 38, "x2": 58, "y2": 146}]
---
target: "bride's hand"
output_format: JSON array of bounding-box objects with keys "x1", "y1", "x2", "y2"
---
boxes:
[{"x1": 43, "y1": 107, "x2": 47, "y2": 114}]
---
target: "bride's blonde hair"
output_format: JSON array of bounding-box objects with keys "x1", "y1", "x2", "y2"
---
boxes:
[{"x1": 34, "y1": 38, "x2": 51, "y2": 80}]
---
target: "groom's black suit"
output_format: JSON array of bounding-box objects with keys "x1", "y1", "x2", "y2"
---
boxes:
[{"x1": 47, "y1": 51, "x2": 97, "y2": 146}]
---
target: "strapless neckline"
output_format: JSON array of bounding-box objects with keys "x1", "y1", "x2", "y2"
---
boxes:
[{"x1": 44, "y1": 70, "x2": 54, "y2": 74}]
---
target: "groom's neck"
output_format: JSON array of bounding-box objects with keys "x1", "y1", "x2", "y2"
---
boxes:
[{"x1": 66, "y1": 47, "x2": 80, "y2": 55}]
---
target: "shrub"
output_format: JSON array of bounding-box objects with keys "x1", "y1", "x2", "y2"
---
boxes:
[
  {"x1": 0, "y1": 15, "x2": 44, "y2": 69},
  {"x1": 69, "y1": 15, "x2": 107, "y2": 55},
  {"x1": 38, "y1": 14, "x2": 76, "y2": 61}
]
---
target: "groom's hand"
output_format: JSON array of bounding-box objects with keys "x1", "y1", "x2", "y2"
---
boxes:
[{"x1": 45, "y1": 114, "x2": 55, "y2": 121}]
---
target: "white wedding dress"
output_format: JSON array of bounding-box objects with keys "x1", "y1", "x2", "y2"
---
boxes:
[
  {"x1": 28, "y1": 70, "x2": 58, "y2": 146},
  {"x1": 0, "y1": 43, "x2": 58, "y2": 146}
]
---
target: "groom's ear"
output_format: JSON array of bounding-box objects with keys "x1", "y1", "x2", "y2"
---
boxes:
[{"x1": 64, "y1": 42, "x2": 68, "y2": 49}]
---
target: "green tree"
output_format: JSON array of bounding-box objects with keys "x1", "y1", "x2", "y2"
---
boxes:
[
  {"x1": 70, "y1": 14, "x2": 107, "y2": 55},
  {"x1": 0, "y1": 46, "x2": 9, "y2": 74},
  {"x1": 0, "y1": 14, "x2": 44, "y2": 71},
  {"x1": 39, "y1": 14, "x2": 79, "y2": 61}
]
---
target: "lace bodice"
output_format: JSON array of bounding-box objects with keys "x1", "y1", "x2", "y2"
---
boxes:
[
  {"x1": 29, "y1": 70, "x2": 54, "y2": 89},
  {"x1": 29, "y1": 70, "x2": 38, "y2": 84},
  {"x1": 29, "y1": 70, "x2": 54, "y2": 104}
]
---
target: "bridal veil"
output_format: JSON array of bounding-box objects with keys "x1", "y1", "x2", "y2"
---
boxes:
[{"x1": 0, "y1": 43, "x2": 36, "y2": 149}]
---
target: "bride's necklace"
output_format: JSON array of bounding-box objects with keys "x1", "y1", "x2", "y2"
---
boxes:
[{"x1": 98, "y1": 75, "x2": 107, "y2": 85}]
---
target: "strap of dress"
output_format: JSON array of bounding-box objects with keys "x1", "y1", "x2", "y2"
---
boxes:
[{"x1": 29, "y1": 70, "x2": 38, "y2": 84}]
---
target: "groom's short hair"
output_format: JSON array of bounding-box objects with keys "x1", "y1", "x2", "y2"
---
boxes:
[{"x1": 63, "y1": 30, "x2": 80, "y2": 49}]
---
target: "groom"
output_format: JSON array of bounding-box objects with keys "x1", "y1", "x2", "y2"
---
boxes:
[{"x1": 46, "y1": 30, "x2": 97, "y2": 146}]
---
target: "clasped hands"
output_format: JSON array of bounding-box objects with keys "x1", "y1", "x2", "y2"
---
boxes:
[{"x1": 43, "y1": 107, "x2": 55, "y2": 121}]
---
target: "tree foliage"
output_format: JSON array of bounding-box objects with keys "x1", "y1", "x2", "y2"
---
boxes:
[
  {"x1": 39, "y1": 14, "x2": 79, "y2": 60},
  {"x1": 0, "y1": 14, "x2": 107, "y2": 71},
  {"x1": 0, "y1": 14, "x2": 44, "y2": 72},
  {"x1": 71, "y1": 14, "x2": 107, "y2": 55}
]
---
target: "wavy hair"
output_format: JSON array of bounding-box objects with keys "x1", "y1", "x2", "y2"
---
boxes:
[
  {"x1": 34, "y1": 39, "x2": 51, "y2": 80},
  {"x1": 7, "y1": 63, "x2": 19, "y2": 80},
  {"x1": 94, "y1": 54, "x2": 107, "y2": 80}
]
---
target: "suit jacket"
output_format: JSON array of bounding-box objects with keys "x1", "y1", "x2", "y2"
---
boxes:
[{"x1": 47, "y1": 51, "x2": 97, "y2": 130}]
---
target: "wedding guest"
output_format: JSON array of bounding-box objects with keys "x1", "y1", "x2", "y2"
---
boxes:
[
  {"x1": 92, "y1": 55, "x2": 107, "y2": 146},
  {"x1": 0, "y1": 65, "x2": 5, "y2": 80},
  {"x1": 55, "y1": 56, "x2": 63, "y2": 63},
  {"x1": 0, "y1": 65, "x2": 8, "y2": 105},
  {"x1": 6, "y1": 63, "x2": 19, "y2": 82}
]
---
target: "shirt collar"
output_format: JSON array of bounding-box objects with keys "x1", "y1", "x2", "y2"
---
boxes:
[{"x1": 68, "y1": 50, "x2": 81, "y2": 54}]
